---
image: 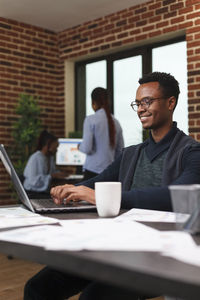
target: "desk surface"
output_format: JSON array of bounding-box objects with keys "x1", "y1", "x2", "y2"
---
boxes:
[{"x1": 0, "y1": 209, "x2": 200, "y2": 300}]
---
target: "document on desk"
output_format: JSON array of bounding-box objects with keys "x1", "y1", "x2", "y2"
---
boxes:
[
  {"x1": 1, "y1": 223, "x2": 200, "y2": 267},
  {"x1": 46, "y1": 219, "x2": 162, "y2": 251},
  {"x1": 116, "y1": 208, "x2": 189, "y2": 223},
  {"x1": 161, "y1": 231, "x2": 200, "y2": 267},
  {"x1": 0, "y1": 225, "x2": 61, "y2": 246},
  {"x1": 0, "y1": 219, "x2": 162, "y2": 251},
  {"x1": 0, "y1": 206, "x2": 58, "y2": 229}
]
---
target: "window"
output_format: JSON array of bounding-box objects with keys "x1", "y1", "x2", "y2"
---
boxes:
[
  {"x1": 75, "y1": 36, "x2": 187, "y2": 143},
  {"x1": 152, "y1": 41, "x2": 188, "y2": 133},
  {"x1": 86, "y1": 60, "x2": 106, "y2": 116},
  {"x1": 114, "y1": 55, "x2": 142, "y2": 146}
]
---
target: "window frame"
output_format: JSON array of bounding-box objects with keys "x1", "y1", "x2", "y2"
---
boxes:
[{"x1": 75, "y1": 35, "x2": 185, "y2": 132}]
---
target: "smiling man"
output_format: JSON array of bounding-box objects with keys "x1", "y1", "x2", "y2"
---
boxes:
[
  {"x1": 24, "y1": 72, "x2": 200, "y2": 300},
  {"x1": 50, "y1": 72, "x2": 200, "y2": 212}
]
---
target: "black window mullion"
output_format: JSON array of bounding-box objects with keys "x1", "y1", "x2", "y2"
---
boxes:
[
  {"x1": 75, "y1": 63, "x2": 86, "y2": 132},
  {"x1": 142, "y1": 47, "x2": 152, "y2": 76},
  {"x1": 75, "y1": 35, "x2": 186, "y2": 133},
  {"x1": 107, "y1": 58, "x2": 114, "y2": 114}
]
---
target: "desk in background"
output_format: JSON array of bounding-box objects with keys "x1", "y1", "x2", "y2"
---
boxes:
[{"x1": 51, "y1": 174, "x2": 84, "y2": 188}]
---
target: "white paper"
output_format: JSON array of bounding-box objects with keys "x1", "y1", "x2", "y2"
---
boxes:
[
  {"x1": 161, "y1": 231, "x2": 200, "y2": 267},
  {"x1": 0, "y1": 225, "x2": 61, "y2": 246},
  {"x1": 0, "y1": 218, "x2": 162, "y2": 251},
  {"x1": 0, "y1": 206, "x2": 37, "y2": 218},
  {"x1": 160, "y1": 231, "x2": 196, "y2": 252},
  {"x1": 1, "y1": 210, "x2": 200, "y2": 267},
  {"x1": 0, "y1": 206, "x2": 58, "y2": 229},
  {"x1": 163, "y1": 246, "x2": 200, "y2": 267},
  {"x1": 116, "y1": 208, "x2": 189, "y2": 223},
  {"x1": 48, "y1": 218, "x2": 162, "y2": 251}
]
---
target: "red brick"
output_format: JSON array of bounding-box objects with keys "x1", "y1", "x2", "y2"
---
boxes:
[
  {"x1": 186, "y1": 0, "x2": 200, "y2": 5},
  {"x1": 186, "y1": 12, "x2": 200, "y2": 20},
  {"x1": 149, "y1": 2, "x2": 162, "y2": 10},
  {"x1": 122, "y1": 11, "x2": 133, "y2": 19},
  {"x1": 135, "y1": 33, "x2": 148, "y2": 41},
  {"x1": 142, "y1": 25, "x2": 155, "y2": 32},
  {"x1": 171, "y1": 16, "x2": 185, "y2": 25},
  {"x1": 149, "y1": 16, "x2": 162, "y2": 23},
  {"x1": 163, "y1": 25, "x2": 178, "y2": 33},
  {"x1": 164, "y1": 11, "x2": 177, "y2": 19},
  {"x1": 178, "y1": 21, "x2": 193, "y2": 29},
  {"x1": 149, "y1": 30, "x2": 162, "y2": 38},
  {"x1": 122, "y1": 37, "x2": 135, "y2": 44},
  {"x1": 170, "y1": 3, "x2": 184, "y2": 10},
  {"x1": 156, "y1": 21, "x2": 169, "y2": 28},
  {"x1": 156, "y1": 7, "x2": 168, "y2": 15},
  {"x1": 128, "y1": 16, "x2": 140, "y2": 24},
  {"x1": 141, "y1": 11, "x2": 154, "y2": 19},
  {"x1": 187, "y1": 26, "x2": 200, "y2": 34},
  {"x1": 179, "y1": 6, "x2": 194, "y2": 14},
  {"x1": 130, "y1": 28, "x2": 141, "y2": 35},
  {"x1": 163, "y1": 0, "x2": 176, "y2": 5},
  {"x1": 117, "y1": 32, "x2": 128, "y2": 39}
]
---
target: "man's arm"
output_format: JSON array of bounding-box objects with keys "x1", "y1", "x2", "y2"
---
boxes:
[
  {"x1": 51, "y1": 145, "x2": 200, "y2": 211},
  {"x1": 51, "y1": 155, "x2": 122, "y2": 203},
  {"x1": 76, "y1": 154, "x2": 122, "y2": 188}
]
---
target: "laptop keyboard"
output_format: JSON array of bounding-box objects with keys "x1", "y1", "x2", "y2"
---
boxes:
[{"x1": 30, "y1": 198, "x2": 95, "y2": 212}]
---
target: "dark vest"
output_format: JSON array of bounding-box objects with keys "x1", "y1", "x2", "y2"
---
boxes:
[
  {"x1": 118, "y1": 129, "x2": 198, "y2": 191},
  {"x1": 131, "y1": 148, "x2": 168, "y2": 189}
]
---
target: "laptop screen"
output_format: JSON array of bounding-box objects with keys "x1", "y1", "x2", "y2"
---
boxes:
[
  {"x1": 56, "y1": 138, "x2": 86, "y2": 166},
  {"x1": 0, "y1": 144, "x2": 34, "y2": 212}
]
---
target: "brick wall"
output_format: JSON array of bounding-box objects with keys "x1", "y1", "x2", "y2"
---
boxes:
[
  {"x1": 0, "y1": 0, "x2": 200, "y2": 203},
  {"x1": 0, "y1": 18, "x2": 65, "y2": 204},
  {"x1": 58, "y1": 0, "x2": 200, "y2": 140}
]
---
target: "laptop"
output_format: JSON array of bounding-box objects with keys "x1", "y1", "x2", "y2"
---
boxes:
[{"x1": 0, "y1": 144, "x2": 96, "y2": 214}]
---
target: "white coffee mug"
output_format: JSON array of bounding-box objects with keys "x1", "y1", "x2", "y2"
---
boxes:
[{"x1": 95, "y1": 182, "x2": 121, "y2": 217}]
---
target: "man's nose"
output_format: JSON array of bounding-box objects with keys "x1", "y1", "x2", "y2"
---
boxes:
[{"x1": 137, "y1": 103, "x2": 146, "y2": 113}]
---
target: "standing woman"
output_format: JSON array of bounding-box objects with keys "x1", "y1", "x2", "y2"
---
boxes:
[{"x1": 79, "y1": 87, "x2": 124, "y2": 180}]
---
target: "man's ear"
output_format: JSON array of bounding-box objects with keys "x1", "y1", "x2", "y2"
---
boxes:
[{"x1": 168, "y1": 96, "x2": 176, "y2": 111}]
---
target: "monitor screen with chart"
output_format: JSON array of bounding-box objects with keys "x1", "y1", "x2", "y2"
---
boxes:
[{"x1": 56, "y1": 138, "x2": 86, "y2": 166}]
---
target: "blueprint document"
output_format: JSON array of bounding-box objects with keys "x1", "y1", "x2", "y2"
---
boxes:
[
  {"x1": 116, "y1": 208, "x2": 189, "y2": 223},
  {"x1": 0, "y1": 208, "x2": 199, "y2": 268},
  {"x1": 0, "y1": 219, "x2": 162, "y2": 251},
  {"x1": 0, "y1": 215, "x2": 199, "y2": 269},
  {"x1": 0, "y1": 206, "x2": 58, "y2": 229}
]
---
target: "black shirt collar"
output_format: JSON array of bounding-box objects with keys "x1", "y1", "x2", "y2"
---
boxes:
[{"x1": 145, "y1": 122, "x2": 178, "y2": 162}]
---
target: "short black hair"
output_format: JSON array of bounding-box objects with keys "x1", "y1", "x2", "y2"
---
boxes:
[{"x1": 138, "y1": 72, "x2": 180, "y2": 109}]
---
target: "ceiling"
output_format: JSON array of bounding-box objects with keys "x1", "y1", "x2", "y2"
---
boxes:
[{"x1": 0, "y1": 0, "x2": 149, "y2": 32}]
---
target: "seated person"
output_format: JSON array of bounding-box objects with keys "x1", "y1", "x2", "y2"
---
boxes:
[
  {"x1": 24, "y1": 72, "x2": 200, "y2": 300},
  {"x1": 23, "y1": 130, "x2": 67, "y2": 197}
]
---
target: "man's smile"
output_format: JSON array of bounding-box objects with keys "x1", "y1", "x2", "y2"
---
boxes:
[{"x1": 139, "y1": 114, "x2": 152, "y2": 121}]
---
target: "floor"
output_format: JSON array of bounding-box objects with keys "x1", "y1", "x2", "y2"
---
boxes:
[
  {"x1": 0, "y1": 253, "x2": 164, "y2": 300},
  {"x1": 0, "y1": 254, "x2": 80, "y2": 300},
  {"x1": 0, "y1": 253, "x2": 43, "y2": 300}
]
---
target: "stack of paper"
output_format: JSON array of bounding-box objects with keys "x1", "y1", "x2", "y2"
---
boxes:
[{"x1": 0, "y1": 207, "x2": 200, "y2": 268}]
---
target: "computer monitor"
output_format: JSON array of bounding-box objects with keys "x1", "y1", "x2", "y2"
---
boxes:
[{"x1": 56, "y1": 138, "x2": 86, "y2": 166}]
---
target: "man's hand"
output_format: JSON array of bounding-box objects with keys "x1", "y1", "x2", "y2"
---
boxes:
[{"x1": 50, "y1": 184, "x2": 95, "y2": 205}]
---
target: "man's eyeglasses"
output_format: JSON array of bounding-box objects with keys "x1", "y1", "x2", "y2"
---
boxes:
[{"x1": 130, "y1": 97, "x2": 164, "y2": 112}]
